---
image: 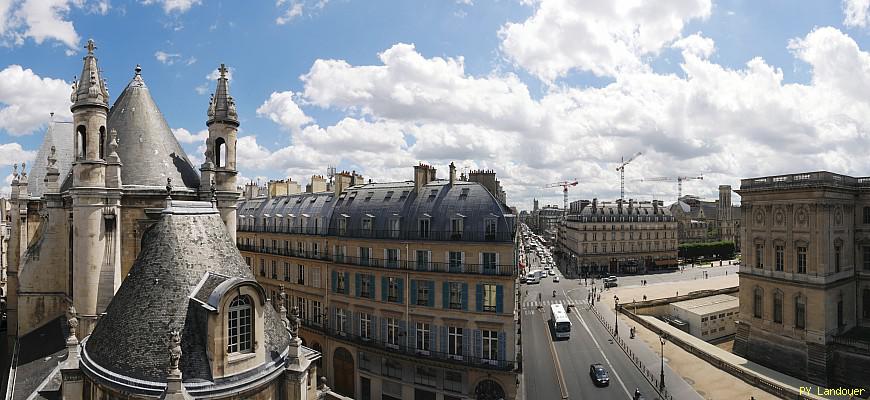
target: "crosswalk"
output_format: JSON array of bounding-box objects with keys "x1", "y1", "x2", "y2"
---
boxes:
[{"x1": 522, "y1": 298, "x2": 583, "y2": 309}]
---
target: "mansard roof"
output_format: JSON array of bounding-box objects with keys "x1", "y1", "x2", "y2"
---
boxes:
[{"x1": 107, "y1": 67, "x2": 200, "y2": 190}]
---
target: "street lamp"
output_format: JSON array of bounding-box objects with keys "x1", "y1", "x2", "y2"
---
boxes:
[
  {"x1": 659, "y1": 333, "x2": 667, "y2": 390},
  {"x1": 613, "y1": 295, "x2": 619, "y2": 336}
]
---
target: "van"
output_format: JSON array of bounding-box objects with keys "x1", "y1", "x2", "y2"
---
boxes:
[{"x1": 603, "y1": 276, "x2": 618, "y2": 288}]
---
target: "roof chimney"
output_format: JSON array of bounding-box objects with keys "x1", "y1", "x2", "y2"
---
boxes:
[
  {"x1": 592, "y1": 198, "x2": 598, "y2": 211},
  {"x1": 414, "y1": 163, "x2": 428, "y2": 192},
  {"x1": 449, "y1": 162, "x2": 456, "y2": 185}
]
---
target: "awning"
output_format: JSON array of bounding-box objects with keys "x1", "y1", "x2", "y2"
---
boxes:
[{"x1": 655, "y1": 258, "x2": 678, "y2": 266}]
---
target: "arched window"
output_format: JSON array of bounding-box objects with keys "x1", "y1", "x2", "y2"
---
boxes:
[
  {"x1": 773, "y1": 290, "x2": 783, "y2": 324},
  {"x1": 99, "y1": 126, "x2": 106, "y2": 160},
  {"x1": 227, "y1": 295, "x2": 253, "y2": 353},
  {"x1": 795, "y1": 294, "x2": 806, "y2": 329},
  {"x1": 215, "y1": 137, "x2": 226, "y2": 168},
  {"x1": 76, "y1": 125, "x2": 87, "y2": 159},
  {"x1": 474, "y1": 379, "x2": 505, "y2": 400}
]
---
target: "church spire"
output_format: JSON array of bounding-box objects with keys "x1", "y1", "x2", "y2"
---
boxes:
[
  {"x1": 206, "y1": 64, "x2": 238, "y2": 127},
  {"x1": 70, "y1": 39, "x2": 109, "y2": 112}
]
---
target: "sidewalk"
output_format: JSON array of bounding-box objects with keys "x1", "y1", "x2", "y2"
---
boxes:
[{"x1": 611, "y1": 274, "x2": 739, "y2": 305}]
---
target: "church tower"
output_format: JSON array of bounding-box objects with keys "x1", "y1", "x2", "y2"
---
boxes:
[
  {"x1": 69, "y1": 39, "x2": 122, "y2": 337},
  {"x1": 201, "y1": 64, "x2": 240, "y2": 241}
]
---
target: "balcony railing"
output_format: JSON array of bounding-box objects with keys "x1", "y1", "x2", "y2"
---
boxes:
[
  {"x1": 301, "y1": 319, "x2": 515, "y2": 371},
  {"x1": 236, "y1": 226, "x2": 514, "y2": 243},
  {"x1": 237, "y1": 244, "x2": 516, "y2": 276}
]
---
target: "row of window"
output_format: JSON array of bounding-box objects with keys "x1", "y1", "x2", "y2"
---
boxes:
[
  {"x1": 331, "y1": 271, "x2": 505, "y2": 313},
  {"x1": 359, "y1": 355, "x2": 467, "y2": 395},
  {"x1": 701, "y1": 326, "x2": 726, "y2": 336},
  {"x1": 575, "y1": 241, "x2": 677, "y2": 254},
  {"x1": 578, "y1": 231, "x2": 675, "y2": 241},
  {"x1": 700, "y1": 311, "x2": 734, "y2": 323},
  {"x1": 754, "y1": 243, "x2": 808, "y2": 274},
  {"x1": 240, "y1": 215, "x2": 499, "y2": 239},
  {"x1": 752, "y1": 288, "x2": 806, "y2": 329}
]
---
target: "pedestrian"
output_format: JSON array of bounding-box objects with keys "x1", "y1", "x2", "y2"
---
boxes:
[
  {"x1": 643, "y1": 295, "x2": 647, "y2": 301},
  {"x1": 676, "y1": 291, "x2": 679, "y2": 297}
]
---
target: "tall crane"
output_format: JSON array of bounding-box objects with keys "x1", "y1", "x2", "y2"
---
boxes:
[
  {"x1": 616, "y1": 152, "x2": 643, "y2": 202},
  {"x1": 543, "y1": 180, "x2": 578, "y2": 212},
  {"x1": 636, "y1": 175, "x2": 703, "y2": 202}
]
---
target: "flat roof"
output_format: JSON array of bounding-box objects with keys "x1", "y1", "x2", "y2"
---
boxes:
[{"x1": 671, "y1": 294, "x2": 738, "y2": 316}]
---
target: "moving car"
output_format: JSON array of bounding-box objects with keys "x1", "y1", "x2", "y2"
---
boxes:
[
  {"x1": 548, "y1": 269, "x2": 556, "y2": 276},
  {"x1": 603, "y1": 276, "x2": 618, "y2": 288},
  {"x1": 553, "y1": 275, "x2": 560, "y2": 282},
  {"x1": 589, "y1": 363, "x2": 610, "y2": 386}
]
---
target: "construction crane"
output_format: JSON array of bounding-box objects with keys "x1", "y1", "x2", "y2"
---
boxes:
[
  {"x1": 635, "y1": 175, "x2": 703, "y2": 202},
  {"x1": 543, "y1": 180, "x2": 578, "y2": 212},
  {"x1": 616, "y1": 152, "x2": 643, "y2": 202}
]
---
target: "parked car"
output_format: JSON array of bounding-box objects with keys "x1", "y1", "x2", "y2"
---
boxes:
[
  {"x1": 603, "y1": 276, "x2": 618, "y2": 288},
  {"x1": 553, "y1": 276, "x2": 560, "y2": 282},
  {"x1": 589, "y1": 363, "x2": 610, "y2": 386},
  {"x1": 548, "y1": 269, "x2": 556, "y2": 276}
]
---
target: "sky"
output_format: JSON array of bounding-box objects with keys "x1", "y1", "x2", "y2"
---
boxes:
[{"x1": 3, "y1": 0, "x2": 870, "y2": 210}]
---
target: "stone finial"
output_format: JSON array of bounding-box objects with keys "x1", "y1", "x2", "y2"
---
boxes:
[
  {"x1": 278, "y1": 285, "x2": 288, "y2": 325},
  {"x1": 20, "y1": 162, "x2": 26, "y2": 179},
  {"x1": 168, "y1": 328, "x2": 182, "y2": 374},
  {"x1": 319, "y1": 376, "x2": 330, "y2": 391},
  {"x1": 135, "y1": 64, "x2": 142, "y2": 75},
  {"x1": 207, "y1": 94, "x2": 215, "y2": 117},
  {"x1": 210, "y1": 177, "x2": 217, "y2": 204},
  {"x1": 12, "y1": 163, "x2": 18, "y2": 179},
  {"x1": 166, "y1": 177, "x2": 173, "y2": 198},
  {"x1": 85, "y1": 39, "x2": 96, "y2": 54},
  {"x1": 66, "y1": 306, "x2": 79, "y2": 340},
  {"x1": 288, "y1": 305, "x2": 300, "y2": 338},
  {"x1": 48, "y1": 146, "x2": 57, "y2": 169},
  {"x1": 108, "y1": 128, "x2": 119, "y2": 155}
]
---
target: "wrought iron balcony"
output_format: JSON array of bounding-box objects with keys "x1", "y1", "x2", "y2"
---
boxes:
[{"x1": 236, "y1": 225, "x2": 514, "y2": 243}]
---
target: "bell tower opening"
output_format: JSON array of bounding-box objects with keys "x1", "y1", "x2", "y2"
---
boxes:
[
  {"x1": 99, "y1": 126, "x2": 106, "y2": 160},
  {"x1": 216, "y1": 137, "x2": 226, "y2": 168},
  {"x1": 76, "y1": 125, "x2": 87, "y2": 160}
]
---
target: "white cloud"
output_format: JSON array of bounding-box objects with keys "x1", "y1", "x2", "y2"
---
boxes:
[
  {"x1": 154, "y1": 50, "x2": 181, "y2": 65},
  {"x1": 171, "y1": 127, "x2": 208, "y2": 144},
  {"x1": 672, "y1": 32, "x2": 715, "y2": 59},
  {"x1": 206, "y1": 65, "x2": 233, "y2": 81},
  {"x1": 0, "y1": 64, "x2": 71, "y2": 135},
  {"x1": 498, "y1": 0, "x2": 711, "y2": 81},
  {"x1": 194, "y1": 83, "x2": 208, "y2": 95},
  {"x1": 141, "y1": 0, "x2": 201, "y2": 14},
  {"x1": 843, "y1": 0, "x2": 870, "y2": 27},
  {"x1": 0, "y1": 142, "x2": 35, "y2": 166},
  {"x1": 0, "y1": 0, "x2": 87, "y2": 51},
  {"x1": 276, "y1": 1, "x2": 302, "y2": 24},
  {"x1": 256, "y1": 91, "x2": 313, "y2": 133},
  {"x1": 275, "y1": 0, "x2": 329, "y2": 25}
]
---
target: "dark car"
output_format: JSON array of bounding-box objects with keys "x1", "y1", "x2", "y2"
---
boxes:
[{"x1": 589, "y1": 363, "x2": 610, "y2": 386}]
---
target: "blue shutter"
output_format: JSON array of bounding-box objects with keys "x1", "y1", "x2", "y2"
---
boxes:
[
  {"x1": 440, "y1": 325, "x2": 447, "y2": 353},
  {"x1": 475, "y1": 284, "x2": 483, "y2": 312},
  {"x1": 496, "y1": 285, "x2": 504, "y2": 314},
  {"x1": 498, "y1": 331, "x2": 507, "y2": 367},
  {"x1": 474, "y1": 329, "x2": 482, "y2": 359},
  {"x1": 331, "y1": 271, "x2": 337, "y2": 293},
  {"x1": 427, "y1": 281, "x2": 435, "y2": 307},
  {"x1": 410, "y1": 280, "x2": 418, "y2": 305},
  {"x1": 463, "y1": 327, "x2": 472, "y2": 357},
  {"x1": 399, "y1": 320, "x2": 407, "y2": 350},
  {"x1": 353, "y1": 311, "x2": 359, "y2": 335},
  {"x1": 331, "y1": 306, "x2": 337, "y2": 330},
  {"x1": 397, "y1": 278, "x2": 404, "y2": 304},
  {"x1": 355, "y1": 273, "x2": 361, "y2": 297},
  {"x1": 371, "y1": 316, "x2": 378, "y2": 340},
  {"x1": 409, "y1": 320, "x2": 417, "y2": 351},
  {"x1": 429, "y1": 323, "x2": 436, "y2": 351},
  {"x1": 381, "y1": 277, "x2": 388, "y2": 302},
  {"x1": 369, "y1": 275, "x2": 376, "y2": 299},
  {"x1": 462, "y1": 283, "x2": 469, "y2": 311},
  {"x1": 442, "y1": 282, "x2": 450, "y2": 309},
  {"x1": 344, "y1": 272, "x2": 350, "y2": 293},
  {"x1": 381, "y1": 317, "x2": 387, "y2": 342}
]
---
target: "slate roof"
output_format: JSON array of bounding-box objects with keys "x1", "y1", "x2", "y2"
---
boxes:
[
  {"x1": 10, "y1": 315, "x2": 68, "y2": 400},
  {"x1": 84, "y1": 201, "x2": 288, "y2": 382},
  {"x1": 106, "y1": 69, "x2": 200, "y2": 190},
  {"x1": 574, "y1": 203, "x2": 672, "y2": 217},
  {"x1": 27, "y1": 121, "x2": 74, "y2": 198}
]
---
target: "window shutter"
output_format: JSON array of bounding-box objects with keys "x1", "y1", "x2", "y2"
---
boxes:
[
  {"x1": 463, "y1": 327, "x2": 472, "y2": 357},
  {"x1": 410, "y1": 280, "x2": 418, "y2": 305},
  {"x1": 474, "y1": 329, "x2": 482, "y2": 359},
  {"x1": 353, "y1": 311, "x2": 359, "y2": 335},
  {"x1": 462, "y1": 283, "x2": 469, "y2": 311},
  {"x1": 381, "y1": 277, "x2": 388, "y2": 302},
  {"x1": 344, "y1": 272, "x2": 350, "y2": 292},
  {"x1": 475, "y1": 284, "x2": 483, "y2": 312},
  {"x1": 371, "y1": 316, "x2": 378, "y2": 340},
  {"x1": 399, "y1": 320, "x2": 407, "y2": 349},
  {"x1": 427, "y1": 281, "x2": 435, "y2": 307},
  {"x1": 355, "y1": 273, "x2": 361, "y2": 297},
  {"x1": 369, "y1": 275, "x2": 376, "y2": 298},
  {"x1": 331, "y1": 271, "x2": 337, "y2": 293},
  {"x1": 381, "y1": 317, "x2": 387, "y2": 341},
  {"x1": 442, "y1": 282, "x2": 450, "y2": 309},
  {"x1": 496, "y1": 285, "x2": 504, "y2": 314},
  {"x1": 429, "y1": 323, "x2": 436, "y2": 351},
  {"x1": 498, "y1": 331, "x2": 507, "y2": 367},
  {"x1": 440, "y1": 325, "x2": 447, "y2": 352},
  {"x1": 398, "y1": 278, "x2": 404, "y2": 304}
]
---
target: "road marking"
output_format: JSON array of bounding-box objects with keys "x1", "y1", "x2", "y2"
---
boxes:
[
  {"x1": 541, "y1": 312, "x2": 570, "y2": 399},
  {"x1": 569, "y1": 293, "x2": 633, "y2": 399}
]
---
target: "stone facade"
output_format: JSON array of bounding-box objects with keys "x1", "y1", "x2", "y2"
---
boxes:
[
  {"x1": 669, "y1": 186, "x2": 742, "y2": 251},
  {"x1": 734, "y1": 171, "x2": 870, "y2": 391}
]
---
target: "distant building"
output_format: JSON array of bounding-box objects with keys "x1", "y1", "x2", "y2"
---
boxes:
[
  {"x1": 734, "y1": 171, "x2": 870, "y2": 391},
  {"x1": 669, "y1": 185, "x2": 742, "y2": 250},
  {"x1": 527, "y1": 201, "x2": 562, "y2": 241},
  {"x1": 669, "y1": 294, "x2": 739, "y2": 341},
  {"x1": 556, "y1": 198, "x2": 678, "y2": 275}
]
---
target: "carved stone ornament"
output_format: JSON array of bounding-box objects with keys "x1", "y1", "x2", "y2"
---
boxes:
[
  {"x1": 288, "y1": 306, "x2": 300, "y2": 338},
  {"x1": 754, "y1": 209, "x2": 764, "y2": 226},
  {"x1": 774, "y1": 208, "x2": 784, "y2": 226},
  {"x1": 168, "y1": 329, "x2": 182, "y2": 373},
  {"x1": 796, "y1": 206, "x2": 808, "y2": 226},
  {"x1": 48, "y1": 146, "x2": 57, "y2": 169},
  {"x1": 66, "y1": 306, "x2": 79, "y2": 338},
  {"x1": 835, "y1": 206, "x2": 844, "y2": 226}
]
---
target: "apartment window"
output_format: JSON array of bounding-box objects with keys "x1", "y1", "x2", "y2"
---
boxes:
[
  {"x1": 775, "y1": 245, "x2": 784, "y2": 272},
  {"x1": 416, "y1": 250, "x2": 430, "y2": 271},
  {"x1": 755, "y1": 243, "x2": 764, "y2": 268},
  {"x1": 386, "y1": 317, "x2": 400, "y2": 347},
  {"x1": 388, "y1": 277, "x2": 400, "y2": 302},
  {"x1": 312, "y1": 242, "x2": 319, "y2": 256},
  {"x1": 360, "y1": 247, "x2": 371, "y2": 266},
  {"x1": 417, "y1": 282, "x2": 430, "y2": 306},
  {"x1": 863, "y1": 289, "x2": 870, "y2": 319},
  {"x1": 362, "y1": 217, "x2": 373, "y2": 234},
  {"x1": 444, "y1": 371, "x2": 462, "y2": 393},
  {"x1": 482, "y1": 330, "x2": 498, "y2": 362},
  {"x1": 386, "y1": 248, "x2": 399, "y2": 268},
  {"x1": 338, "y1": 217, "x2": 347, "y2": 235},
  {"x1": 384, "y1": 359, "x2": 402, "y2": 380},
  {"x1": 835, "y1": 245, "x2": 841, "y2": 273},
  {"x1": 797, "y1": 246, "x2": 807, "y2": 274},
  {"x1": 283, "y1": 262, "x2": 290, "y2": 281},
  {"x1": 753, "y1": 288, "x2": 763, "y2": 319},
  {"x1": 773, "y1": 291, "x2": 783, "y2": 324},
  {"x1": 244, "y1": 256, "x2": 251, "y2": 267},
  {"x1": 864, "y1": 206, "x2": 870, "y2": 224},
  {"x1": 449, "y1": 251, "x2": 463, "y2": 272},
  {"x1": 415, "y1": 366, "x2": 437, "y2": 387},
  {"x1": 361, "y1": 274, "x2": 372, "y2": 298},
  {"x1": 864, "y1": 247, "x2": 870, "y2": 271},
  {"x1": 227, "y1": 295, "x2": 253, "y2": 354},
  {"x1": 419, "y1": 219, "x2": 430, "y2": 239},
  {"x1": 270, "y1": 260, "x2": 277, "y2": 279},
  {"x1": 312, "y1": 301, "x2": 322, "y2": 325},
  {"x1": 337, "y1": 273, "x2": 346, "y2": 293},
  {"x1": 336, "y1": 308, "x2": 347, "y2": 334},
  {"x1": 334, "y1": 245, "x2": 345, "y2": 263},
  {"x1": 297, "y1": 265, "x2": 305, "y2": 285},
  {"x1": 259, "y1": 259, "x2": 266, "y2": 276},
  {"x1": 360, "y1": 312, "x2": 372, "y2": 340},
  {"x1": 485, "y1": 219, "x2": 497, "y2": 240},
  {"x1": 416, "y1": 322, "x2": 431, "y2": 353},
  {"x1": 449, "y1": 282, "x2": 463, "y2": 309},
  {"x1": 448, "y1": 326, "x2": 463, "y2": 358},
  {"x1": 795, "y1": 296, "x2": 806, "y2": 329},
  {"x1": 451, "y1": 218, "x2": 464, "y2": 239},
  {"x1": 482, "y1": 252, "x2": 497, "y2": 274},
  {"x1": 483, "y1": 283, "x2": 497, "y2": 312},
  {"x1": 389, "y1": 218, "x2": 400, "y2": 238}
]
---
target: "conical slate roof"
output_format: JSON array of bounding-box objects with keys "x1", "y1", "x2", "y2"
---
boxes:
[
  {"x1": 85, "y1": 202, "x2": 289, "y2": 382},
  {"x1": 107, "y1": 67, "x2": 200, "y2": 189},
  {"x1": 27, "y1": 120, "x2": 74, "y2": 198}
]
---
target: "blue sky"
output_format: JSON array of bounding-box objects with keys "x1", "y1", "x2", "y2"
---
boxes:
[{"x1": 3, "y1": 0, "x2": 870, "y2": 209}]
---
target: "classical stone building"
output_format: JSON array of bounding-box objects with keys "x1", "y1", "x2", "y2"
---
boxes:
[
  {"x1": 669, "y1": 185, "x2": 742, "y2": 251},
  {"x1": 734, "y1": 171, "x2": 870, "y2": 391},
  {"x1": 236, "y1": 163, "x2": 519, "y2": 400},
  {"x1": 5, "y1": 41, "x2": 329, "y2": 399},
  {"x1": 556, "y1": 198, "x2": 678, "y2": 275}
]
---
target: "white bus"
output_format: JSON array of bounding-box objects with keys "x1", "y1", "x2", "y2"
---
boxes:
[
  {"x1": 525, "y1": 269, "x2": 543, "y2": 284},
  {"x1": 550, "y1": 304, "x2": 571, "y2": 339}
]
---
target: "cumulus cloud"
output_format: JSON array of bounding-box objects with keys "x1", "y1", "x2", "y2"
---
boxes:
[
  {"x1": 256, "y1": 91, "x2": 313, "y2": 133},
  {"x1": 0, "y1": 65, "x2": 71, "y2": 135},
  {"x1": 0, "y1": 0, "x2": 96, "y2": 51},
  {"x1": 843, "y1": 0, "x2": 870, "y2": 27},
  {"x1": 498, "y1": 0, "x2": 712, "y2": 81},
  {"x1": 172, "y1": 127, "x2": 208, "y2": 144},
  {"x1": 206, "y1": 65, "x2": 233, "y2": 81},
  {"x1": 275, "y1": 0, "x2": 329, "y2": 25},
  {"x1": 154, "y1": 50, "x2": 181, "y2": 65},
  {"x1": 141, "y1": 0, "x2": 201, "y2": 14},
  {"x1": 673, "y1": 32, "x2": 715, "y2": 59}
]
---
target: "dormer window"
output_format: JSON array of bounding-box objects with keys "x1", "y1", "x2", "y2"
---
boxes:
[
  {"x1": 384, "y1": 191, "x2": 394, "y2": 201},
  {"x1": 227, "y1": 295, "x2": 253, "y2": 354}
]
